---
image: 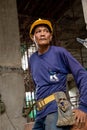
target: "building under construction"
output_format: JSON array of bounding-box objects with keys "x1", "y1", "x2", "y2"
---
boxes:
[{"x1": 0, "y1": 0, "x2": 87, "y2": 130}]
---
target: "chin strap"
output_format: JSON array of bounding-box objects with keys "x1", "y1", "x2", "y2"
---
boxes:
[{"x1": 33, "y1": 36, "x2": 39, "y2": 50}]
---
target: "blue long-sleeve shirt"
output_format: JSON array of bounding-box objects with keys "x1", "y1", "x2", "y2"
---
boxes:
[{"x1": 29, "y1": 45, "x2": 87, "y2": 119}]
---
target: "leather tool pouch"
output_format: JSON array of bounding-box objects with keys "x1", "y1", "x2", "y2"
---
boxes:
[{"x1": 54, "y1": 91, "x2": 75, "y2": 126}]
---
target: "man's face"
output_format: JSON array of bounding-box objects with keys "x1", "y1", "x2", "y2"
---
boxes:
[{"x1": 32, "y1": 25, "x2": 52, "y2": 47}]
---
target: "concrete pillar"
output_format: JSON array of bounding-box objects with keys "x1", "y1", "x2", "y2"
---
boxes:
[
  {"x1": 81, "y1": 0, "x2": 87, "y2": 30},
  {"x1": 0, "y1": 0, "x2": 26, "y2": 130}
]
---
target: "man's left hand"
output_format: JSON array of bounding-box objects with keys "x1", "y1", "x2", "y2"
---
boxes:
[{"x1": 72, "y1": 109, "x2": 87, "y2": 128}]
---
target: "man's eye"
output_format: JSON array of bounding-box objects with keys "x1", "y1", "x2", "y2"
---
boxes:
[
  {"x1": 36, "y1": 30, "x2": 41, "y2": 33},
  {"x1": 44, "y1": 29, "x2": 49, "y2": 33}
]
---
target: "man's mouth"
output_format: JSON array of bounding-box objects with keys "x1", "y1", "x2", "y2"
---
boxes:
[{"x1": 39, "y1": 38, "x2": 46, "y2": 40}]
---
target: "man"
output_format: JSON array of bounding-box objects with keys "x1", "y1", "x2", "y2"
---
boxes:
[{"x1": 29, "y1": 18, "x2": 87, "y2": 130}]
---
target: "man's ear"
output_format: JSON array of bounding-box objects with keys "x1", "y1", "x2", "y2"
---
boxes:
[
  {"x1": 50, "y1": 34, "x2": 52, "y2": 42},
  {"x1": 31, "y1": 35, "x2": 34, "y2": 41}
]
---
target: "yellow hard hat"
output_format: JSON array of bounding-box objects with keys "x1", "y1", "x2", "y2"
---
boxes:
[{"x1": 29, "y1": 18, "x2": 53, "y2": 39}]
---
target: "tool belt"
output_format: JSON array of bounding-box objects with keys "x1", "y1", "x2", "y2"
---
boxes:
[
  {"x1": 37, "y1": 91, "x2": 75, "y2": 126},
  {"x1": 36, "y1": 92, "x2": 69, "y2": 110},
  {"x1": 22, "y1": 94, "x2": 55, "y2": 117},
  {"x1": 54, "y1": 91, "x2": 75, "y2": 126},
  {"x1": 23, "y1": 91, "x2": 75, "y2": 127},
  {"x1": 36, "y1": 94, "x2": 55, "y2": 110}
]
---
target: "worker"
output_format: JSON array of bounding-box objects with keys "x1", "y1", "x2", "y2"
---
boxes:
[{"x1": 29, "y1": 18, "x2": 87, "y2": 130}]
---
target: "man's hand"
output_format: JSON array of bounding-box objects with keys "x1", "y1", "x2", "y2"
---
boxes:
[{"x1": 72, "y1": 109, "x2": 87, "y2": 128}]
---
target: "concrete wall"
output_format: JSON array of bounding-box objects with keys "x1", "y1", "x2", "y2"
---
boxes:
[{"x1": 0, "y1": 0, "x2": 26, "y2": 130}]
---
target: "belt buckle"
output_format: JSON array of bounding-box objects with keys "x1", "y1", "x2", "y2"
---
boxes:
[{"x1": 36, "y1": 99, "x2": 45, "y2": 111}]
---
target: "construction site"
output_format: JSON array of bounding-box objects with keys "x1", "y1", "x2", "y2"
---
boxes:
[{"x1": 0, "y1": 0, "x2": 87, "y2": 130}]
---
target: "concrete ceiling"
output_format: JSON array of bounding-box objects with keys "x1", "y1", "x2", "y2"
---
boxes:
[
  {"x1": 17, "y1": 0, "x2": 73, "y2": 20},
  {"x1": 16, "y1": 0, "x2": 87, "y2": 49}
]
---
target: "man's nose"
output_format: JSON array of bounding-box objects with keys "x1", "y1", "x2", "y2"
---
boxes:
[{"x1": 40, "y1": 31, "x2": 45, "y2": 35}]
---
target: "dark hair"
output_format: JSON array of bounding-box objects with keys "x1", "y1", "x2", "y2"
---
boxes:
[{"x1": 31, "y1": 24, "x2": 52, "y2": 34}]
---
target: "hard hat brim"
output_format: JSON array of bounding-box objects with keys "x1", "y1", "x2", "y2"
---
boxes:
[{"x1": 29, "y1": 19, "x2": 53, "y2": 39}]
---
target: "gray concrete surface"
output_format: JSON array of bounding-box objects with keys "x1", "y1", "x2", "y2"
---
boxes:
[{"x1": 0, "y1": 0, "x2": 26, "y2": 129}]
